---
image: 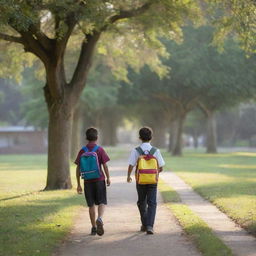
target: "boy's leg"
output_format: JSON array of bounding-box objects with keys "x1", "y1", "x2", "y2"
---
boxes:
[
  {"x1": 95, "y1": 181, "x2": 107, "y2": 236},
  {"x1": 98, "y1": 203, "x2": 105, "y2": 219},
  {"x1": 146, "y1": 184, "x2": 157, "y2": 233},
  {"x1": 89, "y1": 205, "x2": 96, "y2": 227},
  {"x1": 95, "y1": 181, "x2": 107, "y2": 220},
  {"x1": 136, "y1": 183, "x2": 148, "y2": 229},
  {"x1": 84, "y1": 182, "x2": 97, "y2": 235}
]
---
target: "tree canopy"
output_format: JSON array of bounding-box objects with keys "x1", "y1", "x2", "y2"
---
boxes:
[
  {"x1": 0, "y1": 0, "x2": 203, "y2": 190},
  {"x1": 0, "y1": 0, "x2": 255, "y2": 189},
  {"x1": 207, "y1": 0, "x2": 256, "y2": 53}
]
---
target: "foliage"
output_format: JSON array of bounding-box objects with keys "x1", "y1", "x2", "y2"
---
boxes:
[
  {"x1": 20, "y1": 67, "x2": 48, "y2": 129},
  {"x1": 0, "y1": 42, "x2": 34, "y2": 82},
  {"x1": 0, "y1": 78, "x2": 24, "y2": 125},
  {"x1": 237, "y1": 104, "x2": 256, "y2": 144},
  {"x1": 120, "y1": 25, "x2": 256, "y2": 119},
  {"x1": 172, "y1": 26, "x2": 256, "y2": 113},
  {"x1": 79, "y1": 61, "x2": 121, "y2": 127},
  {"x1": 184, "y1": 109, "x2": 206, "y2": 140},
  {"x1": 216, "y1": 107, "x2": 240, "y2": 146},
  {"x1": 207, "y1": 0, "x2": 256, "y2": 54},
  {"x1": 0, "y1": 0, "x2": 202, "y2": 81},
  {"x1": 119, "y1": 24, "x2": 256, "y2": 123}
]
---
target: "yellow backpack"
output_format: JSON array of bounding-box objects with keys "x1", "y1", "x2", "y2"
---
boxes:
[{"x1": 135, "y1": 147, "x2": 159, "y2": 184}]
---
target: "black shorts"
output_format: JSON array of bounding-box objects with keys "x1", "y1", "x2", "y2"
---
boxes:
[{"x1": 84, "y1": 180, "x2": 107, "y2": 207}]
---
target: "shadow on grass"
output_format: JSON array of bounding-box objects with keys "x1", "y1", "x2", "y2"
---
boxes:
[
  {"x1": 0, "y1": 194, "x2": 84, "y2": 256},
  {"x1": 0, "y1": 191, "x2": 41, "y2": 201},
  {"x1": 0, "y1": 165, "x2": 47, "y2": 171},
  {"x1": 161, "y1": 190, "x2": 181, "y2": 203}
]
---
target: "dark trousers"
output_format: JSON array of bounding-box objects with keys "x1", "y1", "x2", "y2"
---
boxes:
[{"x1": 136, "y1": 183, "x2": 157, "y2": 228}]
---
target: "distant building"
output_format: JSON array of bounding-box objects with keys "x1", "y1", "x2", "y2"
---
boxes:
[{"x1": 0, "y1": 126, "x2": 47, "y2": 154}]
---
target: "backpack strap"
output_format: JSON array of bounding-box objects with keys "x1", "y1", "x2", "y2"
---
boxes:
[
  {"x1": 149, "y1": 147, "x2": 157, "y2": 155},
  {"x1": 135, "y1": 147, "x2": 144, "y2": 155},
  {"x1": 82, "y1": 146, "x2": 88, "y2": 152},
  {"x1": 82, "y1": 146, "x2": 99, "y2": 152},
  {"x1": 91, "y1": 145, "x2": 99, "y2": 152}
]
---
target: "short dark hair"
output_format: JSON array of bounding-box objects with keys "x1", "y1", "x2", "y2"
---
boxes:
[
  {"x1": 139, "y1": 127, "x2": 153, "y2": 142},
  {"x1": 86, "y1": 127, "x2": 98, "y2": 141}
]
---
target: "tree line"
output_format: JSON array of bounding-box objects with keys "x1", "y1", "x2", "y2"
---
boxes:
[
  {"x1": 0, "y1": 0, "x2": 256, "y2": 189},
  {"x1": 2, "y1": 24, "x2": 256, "y2": 157}
]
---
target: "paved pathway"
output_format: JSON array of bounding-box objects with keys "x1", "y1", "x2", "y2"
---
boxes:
[
  {"x1": 55, "y1": 161, "x2": 201, "y2": 256},
  {"x1": 162, "y1": 172, "x2": 256, "y2": 256}
]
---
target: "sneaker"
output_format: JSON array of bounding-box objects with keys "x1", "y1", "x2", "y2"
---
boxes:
[
  {"x1": 91, "y1": 226, "x2": 97, "y2": 236},
  {"x1": 96, "y1": 218, "x2": 104, "y2": 236},
  {"x1": 146, "y1": 226, "x2": 154, "y2": 235},
  {"x1": 140, "y1": 225, "x2": 147, "y2": 232}
]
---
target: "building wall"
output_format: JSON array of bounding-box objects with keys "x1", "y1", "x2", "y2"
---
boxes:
[{"x1": 0, "y1": 131, "x2": 47, "y2": 154}]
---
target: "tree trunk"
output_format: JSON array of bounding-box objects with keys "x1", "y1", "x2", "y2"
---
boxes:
[
  {"x1": 100, "y1": 111, "x2": 118, "y2": 146},
  {"x1": 151, "y1": 125, "x2": 167, "y2": 148},
  {"x1": 206, "y1": 111, "x2": 217, "y2": 153},
  {"x1": 45, "y1": 100, "x2": 73, "y2": 190},
  {"x1": 101, "y1": 125, "x2": 118, "y2": 146},
  {"x1": 192, "y1": 133, "x2": 199, "y2": 149},
  {"x1": 168, "y1": 120, "x2": 178, "y2": 152},
  {"x1": 42, "y1": 32, "x2": 100, "y2": 190},
  {"x1": 172, "y1": 115, "x2": 185, "y2": 156},
  {"x1": 71, "y1": 105, "x2": 82, "y2": 160}
]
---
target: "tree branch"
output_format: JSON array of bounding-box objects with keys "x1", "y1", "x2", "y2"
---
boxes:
[
  {"x1": 198, "y1": 101, "x2": 210, "y2": 117},
  {"x1": 101, "y1": 2, "x2": 153, "y2": 31},
  {"x1": 185, "y1": 96, "x2": 200, "y2": 111},
  {"x1": 70, "y1": 32, "x2": 101, "y2": 99},
  {"x1": 55, "y1": 14, "x2": 77, "y2": 59},
  {"x1": 29, "y1": 23, "x2": 52, "y2": 51},
  {"x1": 0, "y1": 32, "x2": 24, "y2": 44},
  {"x1": 19, "y1": 31, "x2": 50, "y2": 64},
  {"x1": 154, "y1": 93, "x2": 181, "y2": 107},
  {"x1": 6, "y1": 19, "x2": 51, "y2": 64}
]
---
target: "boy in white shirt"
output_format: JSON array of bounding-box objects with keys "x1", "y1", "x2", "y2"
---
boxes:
[{"x1": 127, "y1": 127, "x2": 165, "y2": 234}]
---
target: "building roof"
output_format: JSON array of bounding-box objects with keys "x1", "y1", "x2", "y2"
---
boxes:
[{"x1": 0, "y1": 126, "x2": 36, "y2": 132}]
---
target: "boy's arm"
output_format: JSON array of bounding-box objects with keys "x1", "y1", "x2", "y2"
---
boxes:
[
  {"x1": 76, "y1": 165, "x2": 82, "y2": 194},
  {"x1": 127, "y1": 165, "x2": 133, "y2": 183},
  {"x1": 103, "y1": 163, "x2": 111, "y2": 186},
  {"x1": 156, "y1": 149, "x2": 165, "y2": 173}
]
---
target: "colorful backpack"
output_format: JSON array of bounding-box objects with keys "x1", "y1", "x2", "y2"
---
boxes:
[
  {"x1": 135, "y1": 147, "x2": 159, "y2": 184},
  {"x1": 80, "y1": 145, "x2": 101, "y2": 180}
]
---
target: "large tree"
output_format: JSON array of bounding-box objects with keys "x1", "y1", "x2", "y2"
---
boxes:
[
  {"x1": 166, "y1": 25, "x2": 256, "y2": 153},
  {"x1": 118, "y1": 65, "x2": 197, "y2": 155},
  {"x1": 0, "y1": 1, "x2": 200, "y2": 189}
]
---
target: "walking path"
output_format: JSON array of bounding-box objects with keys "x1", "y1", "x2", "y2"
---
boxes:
[
  {"x1": 54, "y1": 160, "x2": 201, "y2": 256},
  {"x1": 161, "y1": 172, "x2": 256, "y2": 256}
]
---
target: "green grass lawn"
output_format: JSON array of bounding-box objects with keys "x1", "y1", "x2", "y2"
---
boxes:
[
  {"x1": 162, "y1": 150, "x2": 256, "y2": 236},
  {"x1": 0, "y1": 147, "x2": 124, "y2": 256},
  {"x1": 1, "y1": 148, "x2": 255, "y2": 255},
  {"x1": 0, "y1": 154, "x2": 85, "y2": 256}
]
